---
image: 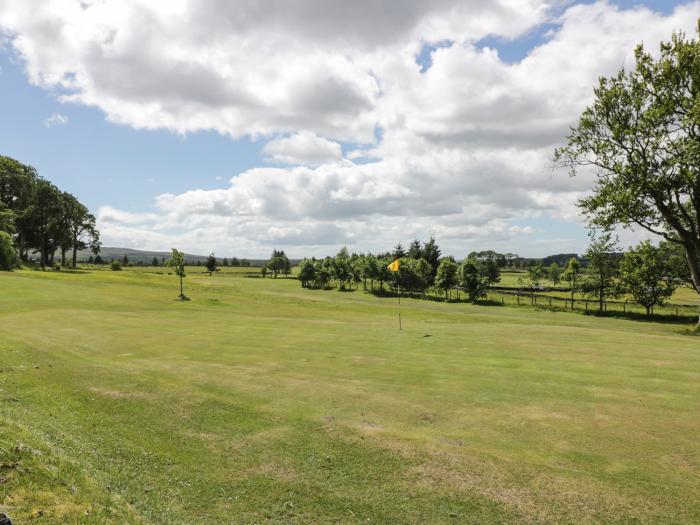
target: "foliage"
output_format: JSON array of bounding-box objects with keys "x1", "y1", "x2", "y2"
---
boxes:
[
  {"x1": 547, "y1": 262, "x2": 561, "y2": 286},
  {"x1": 458, "y1": 258, "x2": 489, "y2": 301},
  {"x1": 167, "y1": 248, "x2": 187, "y2": 299},
  {"x1": 434, "y1": 258, "x2": 458, "y2": 299},
  {"x1": 524, "y1": 263, "x2": 547, "y2": 289},
  {"x1": 619, "y1": 241, "x2": 678, "y2": 316},
  {"x1": 0, "y1": 230, "x2": 18, "y2": 270},
  {"x1": 581, "y1": 231, "x2": 621, "y2": 311},
  {"x1": 110, "y1": 260, "x2": 122, "y2": 271},
  {"x1": 205, "y1": 253, "x2": 218, "y2": 275},
  {"x1": 267, "y1": 249, "x2": 291, "y2": 278},
  {"x1": 555, "y1": 27, "x2": 700, "y2": 321},
  {"x1": 562, "y1": 257, "x2": 582, "y2": 307}
]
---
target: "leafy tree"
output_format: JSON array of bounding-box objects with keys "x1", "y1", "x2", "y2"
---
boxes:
[
  {"x1": 555, "y1": 26, "x2": 700, "y2": 325},
  {"x1": 205, "y1": 253, "x2": 218, "y2": 275},
  {"x1": 121, "y1": 254, "x2": 129, "y2": 266},
  {"x1": 260, "y1": 266, "x2": 268, "y2": 278},
  {"x1": 332, "y1": 247, "x2": 352, "y2": 289},
  {"x1": 376, "y1": 258, "x2": 392, "y2": 292},
  {"x1": 231, "y1": 257, "x2": 241, "y2": 266},
  {"x1": 547, "y1": 262, "x2": 561, "y2": 286},
  {"x1": 62, "y1": 193, "x2": 100, "y2": 268},
  {"x1": 167, "y1": 248, "x2": 187, "y2": 299},
  {"x1": 562, "y1": 257, "x2": 582, "y2": 308},
  {"x1": 152, "y1": 256, "x2": 159, "y2": 267},
  {"x1": 0, "y1": 231, "x2": 18, "y2": 270},
  {"x1": 94, "y1": 254, "x2": 104, "y2": 265},
  {"x1": 458, "y1": 258, "x2": 488, "y2": 302},
  {"x1": 582, "y1": 231, "x2": 620, "y2": 312},
  {"x1": 222, "y1": 257, "x2": 229, "y2": 267},
  {"x1": 267, "y1": 249, "x2": 290, "y2": 278},
  {"x1": 525, "y1": 263, "x2": 547, "y2": 289},
  {"x1": 240, "y1": 258, "x2": 250, "y2": 267},
  {"x1": 434, "y1": 258, "x2": 458, "y2": 300},
  {"x1": 298, "y1": 258, "x2": 316, "y2": 287},
  {"x1": 0, "y1": 202, "x2": 15, "y2": 233},
  {"x1": 619, "y1": 241, "x2": 677, "y2": 316},
  {"x1": 110, "y1": 259, "x2": 122, "y2": 271}
]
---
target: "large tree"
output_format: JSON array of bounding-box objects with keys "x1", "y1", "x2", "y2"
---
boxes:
[{"x1": 555, "y1": 25, "x2": 700, "y2": 325}]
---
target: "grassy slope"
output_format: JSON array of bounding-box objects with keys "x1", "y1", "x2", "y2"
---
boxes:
[{"x1": 1, "y1": 267, "x2": 699, "y2": 523}]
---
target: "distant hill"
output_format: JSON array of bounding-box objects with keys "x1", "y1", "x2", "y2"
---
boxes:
[{"x1": 77, "y1": 247, "x2": 271, "y2": 266}]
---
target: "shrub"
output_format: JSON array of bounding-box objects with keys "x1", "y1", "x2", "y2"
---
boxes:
[
  {"x1": 0, "y1": 231, "x2": 18, "y2": 271},
  {"x1": 110, "y1": 260, "x2": 122, "y2": 271}
]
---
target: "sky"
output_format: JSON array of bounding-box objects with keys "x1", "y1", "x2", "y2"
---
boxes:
[{"x1": 0, "y1": 0, "x2": 698, "y2": 258}]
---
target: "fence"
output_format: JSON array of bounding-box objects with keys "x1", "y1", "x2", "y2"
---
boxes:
[{"x1": 479, "y1": 289, "x2": 698, "y2": 321}]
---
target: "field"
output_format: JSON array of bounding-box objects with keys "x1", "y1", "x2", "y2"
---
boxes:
[{"x1": 1, "y1": 267, "x2": 700, "y2": 524}]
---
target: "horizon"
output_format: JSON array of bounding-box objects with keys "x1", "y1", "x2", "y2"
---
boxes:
[{"x1": 1, "y1": 0, "x2": 698, "y2": 257}]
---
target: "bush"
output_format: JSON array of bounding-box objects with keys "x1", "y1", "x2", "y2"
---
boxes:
[
  {"x1": 0, "y1": 231, "x2": 18, "y2": 271},
  {"x1": 110, "y1": 260, "x2": 122, "y2": 271}
]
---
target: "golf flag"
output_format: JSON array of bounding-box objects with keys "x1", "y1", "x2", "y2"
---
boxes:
[{"x1": 388, "y1": 259, "x2": 400, "y2": 272}]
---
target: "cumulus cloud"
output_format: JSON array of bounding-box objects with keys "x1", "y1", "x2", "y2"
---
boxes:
[
  {"x1": 2, "y1": 0, "x2": 699, "y2": 256},
  {"x1": 262, "y1": 132, "x2": 343, "y2": 166},
  {"x1": 43, "y1": 112, "x2": 68, "y2": 127}
]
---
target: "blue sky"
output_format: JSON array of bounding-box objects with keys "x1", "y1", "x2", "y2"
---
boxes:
[{"x1": 0, "y1": 0, "x2": 696, "y2": 257}]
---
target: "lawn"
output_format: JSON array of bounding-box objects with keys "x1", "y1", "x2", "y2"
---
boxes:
[{"x1": 1, "y1": 267, "x2": 699, "y2": 523}]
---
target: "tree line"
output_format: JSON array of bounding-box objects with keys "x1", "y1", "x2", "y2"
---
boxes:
[{"x1": 0, "y1": 155, "x2": 100, "y2": 270}]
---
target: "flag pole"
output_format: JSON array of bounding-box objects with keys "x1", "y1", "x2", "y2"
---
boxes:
[{"x1": 398, "y1": 283, "x2": 402, "y2": 330}]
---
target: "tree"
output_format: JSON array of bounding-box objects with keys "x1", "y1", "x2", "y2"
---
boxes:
[
  {"x1": 392, "y1": 243, "x2": 406, "y2": 259},
  {"x1": 298, "y1": 258, "x2": 316, "y2": 287},
  {"x1": 434, "y1": 258, "x2": 458, "y2": 300},
  {"x1": 267, "y1": 249, "x2": 289, "y2": 278},
  {"x1": 332, "y1": 247, "x2": 352, "y2": 289},
  {"x1": 582, "y1": 231, "x2": 620, "y2": 312},
  {"x1": 110, "y1": 259, "x2": 122, "y2": 271},
  {"x1": 62, "y1": 194, "x2": 100, "y2": 269},
  {"x1": 260, "y1": 266, "x2": 268, "y2": 278},
  {"x1": 205, "y1": 253, "x2": 218, "y2": 275},
  {"x1": 94, "y1": 254, "x2": 104, "y2": 265},
  {"x1": 458, "y1": 258, "x2": 488, "y2": 302},
  {"x1": 619, "y1": 241, "x2": 677, "y2": 316},
  {"x1": 555, "y1": 26, "x2": 700, "y2": 326},
  {"x1": 525, "y1": 263, "x2": 546, "y2": 289},
  {"x1": 152, "y1": 256, "x2": 159, "y2": 267},
  {"x1": 222, "y1": 257, "x2": 229, "y2": 267},
  {"x1": 0, "y1": 202, "x2": 15, "y2": 234},
  {"x1": 167, "y1": 248, "x2": 187, "y2": 299},
  {"x1": 562, "y1": 257, "x2": 582, "y2": 308},
  {"x1": 122, "y1": 254, "x2": 129, "y2": 266},
  {"x1": 547, "y1": 262, "x2": 561, "y2": 286},
  {"x1": 0, "y1": 231, "x2": 18, "y2": 270},
  {"x1": 422, "y1": 237, "x2": 441, "y2": 284},
  {"x1": 407, "y1": 239, "x2": 422, "y2": 259}
]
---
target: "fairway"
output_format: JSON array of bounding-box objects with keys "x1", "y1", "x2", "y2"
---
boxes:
[{"x1": 1, "y1": 268, "x2": 700, "y2": 524}]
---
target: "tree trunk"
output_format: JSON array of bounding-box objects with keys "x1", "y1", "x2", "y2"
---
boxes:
[
  {"x1": 72, "y1": 240, "x2": 78, "y2": 269},
  {"x1": 179, "y1": 275, "x2": 183, "y2": 297}
]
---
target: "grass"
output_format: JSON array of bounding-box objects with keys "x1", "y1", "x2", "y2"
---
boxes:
[{"x1": 1, "y1": 266, "x2": 700, "y2": 523}]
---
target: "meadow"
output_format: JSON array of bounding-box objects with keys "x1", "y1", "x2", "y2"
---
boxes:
[{"x1": 1, "y1": 266, "x2": 700, "y2": 524}]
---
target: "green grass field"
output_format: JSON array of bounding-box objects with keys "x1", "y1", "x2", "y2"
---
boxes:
[{"x1": 1, "y1": 267, "x2": 699, "y2": 523}]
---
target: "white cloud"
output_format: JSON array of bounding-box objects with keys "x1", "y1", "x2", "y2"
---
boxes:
[
  {"x1": 263, "y1": 132, "x2": 343, "y2": 167},
  {"x1": 2, "y1": 0, "x2": 699, "y2": 256},
  {"x1": 43, "y1": 112, "x2": 68, "y2": 127}
]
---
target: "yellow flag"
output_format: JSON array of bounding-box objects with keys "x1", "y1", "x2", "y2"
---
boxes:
[{"x1": 387, "y1": 259, "x2": 400, "y2": 272}]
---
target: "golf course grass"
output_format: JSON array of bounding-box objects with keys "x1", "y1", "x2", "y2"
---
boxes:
[{"x1": 1, "y1": 267, "x2": 699, "y2": 523}]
